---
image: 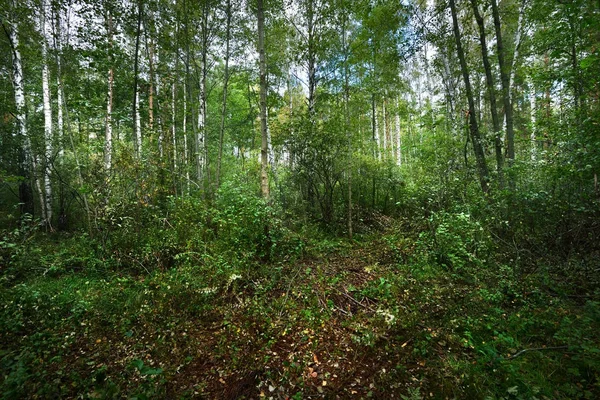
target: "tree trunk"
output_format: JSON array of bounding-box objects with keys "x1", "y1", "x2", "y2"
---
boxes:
[
  {"x1": 41, "y1": 0, "x2": 53, "y2": 226},
  {"x1": 4, "y1": 10, "x2": 37, "y2": 217},
  {"x1": 257, "y1": 0, "x2": 269, "y2": 199},
  {"x1": 197, "y1": 3, "x2": 209, "y2": 188},
  {"x1": 183, "y1": 78, "x2": 189, "y2": 194},
  {"x1": 529, "y1": 75, "x2": 537, "y2": 161},
  {"x1": 342, "y1": 11, "x2": 352, "y2": 239},
  {"x1": 395, "y1": 97, "x2": 402, "y2": 166},
  {"x1": 52, "y1": 3, "x2": 64, "y2": 159},
  {"x1": 132, "y1": 0, "x2": 143, "y2": 158},
  {"x1": 450, "y1": 0, "x2": 490, "y2": 193},
  {"x1": 382, "y1": 97, "x2": 388, "y2": 160},
  {"x1": 105, "y1": 9, "x2": 114, "y2": 171},
  {"x1": 470, "y1": 0, "x2": 503, "y2": 179},
  {"x1": 372, "y1": 96, "x2": 380, "y2": 161},
  {"x1": 507, "y1": 0, "x2": 525, "y2": 125},
  {"x1": 216, "y1": 0, "x2": 231, "y2": 190},
  {"x1": 172, "y1": 81, "x2": 177, "y2": 177},
  {"x1": 491, "y1": 0, "x2": 514, "y2": 164},
  {"x1": 147, "y1": 34, "x2": 155, "y2": 131}
]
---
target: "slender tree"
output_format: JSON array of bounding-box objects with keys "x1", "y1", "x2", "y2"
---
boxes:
[
  {"x1": 469, "y1": 0, "x2": 503, "y2": 178},
  {"x1": 104, "y1": 5, "x2": 114, "y2": 171},
  {"x1": 216, "y1": 0, "x2": 232, "y2": 190},
  {"x1": 132, "y1": 0, "x2": 143, "y2": 158},
  {"x1": 490, "y1": 0, "x2": 515, "y2": 164},
  {"x1": 450, "y1": 0, "x2": 490, "y2": 193},
  {"x1": 41, "y1": 0, "x2": 53, "y2": 225},
  {"x1": 257, "y1": 0, "x2": 269, "y2": 199}
]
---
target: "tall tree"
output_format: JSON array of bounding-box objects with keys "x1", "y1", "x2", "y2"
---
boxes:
[
  {"x1": 469, "y1": 0, "x2": 503, "y2": 179},
  {"x1": 449, "y1": 0, "x2": 490, "y2": 193},
  {"x1": 216, "y1": 0, "x2": 232, "y2": 190},
  {"x1": 104, "y1": 4, "x2": 114, "y2": 171},
  {"x1": 257, "y1": 0, "x2": 269, "y2": 199},
  {"x1": 132, "y1": 0, "x2": 143, "y2": 158},
  {"x1": 490, "y1": 0, "x2": 515, "y2": 164},
  {"x1": 40, "y1": 0, "x2": 53, "y2": 225},
  {"x1": 3, "y1": 4, "x2": 41, "y2": 217}
]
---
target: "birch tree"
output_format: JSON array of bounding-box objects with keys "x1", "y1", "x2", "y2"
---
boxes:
[
  {"x1": 257, "y1": 0, "x2": 269, "y2": 199},
  {"x1": 3, "y1": 4, "x2": 42, "y2": 218},
  {"x1": 104, "y1": 4, "x2": 114, "y2": 171},
  {"x1": 40, "y1": 0, "x2": 53, "y2": 225}
]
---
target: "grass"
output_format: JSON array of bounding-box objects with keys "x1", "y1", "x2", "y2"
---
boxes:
[{"x1": 1, "y1": 226, "x2": 599, "y2": 399}]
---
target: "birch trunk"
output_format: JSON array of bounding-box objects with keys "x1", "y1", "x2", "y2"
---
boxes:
[
  {"x1": 172, "y1": 81, "x2": 177, "y2": 173},
  {"x1": 395, "y1": 97, "x2": 401, "y2": 166},
  {"x1": 372, "y1": 96, "x2": 380, "y2": 162},
  {"x1": 132, "y1": 0, "x2": 143, "y2": 157},
  {"x1": 197, "y1": 66, "x2": 206, "y2": 184},
  {"x1": 53, "y1": 4, "x2": 64, "y2": 159},
  {"x1": 382, "y1": 97, "x2": 388, "y2": 160},
  {"x1": 529, "y1": 76, "x2": 537, "y2": 161},
  {"x1": 41, "y1": 0, "x2": 53, "y2": 225},
  {"x1": 257, "y1": 0, "x2": 269, "y2": 199},
  {"x1": 196, "y1": 4, "x2": 209, "y2": 187},
  {"x1": 5, "y1": 11, "x2": 41, "y2": 217},
  {"x1": 105, "y1": 10, "x2": 114, "y2": 171},
  {"x1": 183, "y1": 78, "x2": 189, "y2": 194},
  {"x1": 342, "y1": 15, "x2": 352, "y2": 239},
  {"x1": 216, "y1": 0, "x2": 231, "y2": 190},
  {"x1": 148, "y1": 35, "x2": 155, "y2": 131}
]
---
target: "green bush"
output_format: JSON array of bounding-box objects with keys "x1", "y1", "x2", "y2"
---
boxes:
[{"x1": 417, "y1": 211, "x2": 492, "y2": 273}]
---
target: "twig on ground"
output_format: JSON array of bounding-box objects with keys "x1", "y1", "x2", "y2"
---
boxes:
[
  {"x1": 504, "y1": 345, "x2": 569, "y2": 360},
  {"x1": 339, "y1": 288, "x2": 377, "y2": 313}
]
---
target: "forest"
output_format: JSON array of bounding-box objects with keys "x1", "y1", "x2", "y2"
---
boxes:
[{"x1": 0, "y1": 0, "x2": 599, "y2": 398}]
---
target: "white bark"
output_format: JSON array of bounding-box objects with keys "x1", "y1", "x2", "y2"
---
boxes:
[
  {"x1": 172, "y1": 82, "x2": 177, "y2": 171},
  {"x1": 156, "y1": 49, "x2": 163, "y2": 159},
  {"x1": 8, "y1": 13, "x2": 45, "y2": 219},
  {"x1": 104, "y1": 11, "x2": 113, "y2": 171},
  {"x1": 266, "y1": 108, "x2": 275, "y2": 168},
  {"x1": 41, "y1": 0, "x2": 53, "y2": 225},
  {"x1": 395, "y1": 98, "x2": 402, "y2": 166},
  {"x1": 57, "y1": 80, "x2": 64, "y2": 158},
  {"x1": 373, "y1": 100, "x2": 381, "y2": 161},
  {"x1": 382, "y1": 98, "x2": 387, "y2": 159},
  {"x1": 197, "y1": 83, "x2": 205, "y2": 182},
  {"x1": 257, "y1": 0, "x2": 269, "y2": 198},
  {"x1": 530, "y1": 77, "x2": 537, "y2": 161},
  {"x1": 53, "y1": 5, "x2": 64, "y2": 159},
  {"x1": 135, "y1": 86, "x2": 141, "y2": 154},
  {"x1": 183, "y1": 79, "x2": 189, "y2": 193}
]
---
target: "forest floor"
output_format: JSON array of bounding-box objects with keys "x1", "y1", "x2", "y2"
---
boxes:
[{"x1": 1, "y1": 219, "x2": 599, "y2": 399}]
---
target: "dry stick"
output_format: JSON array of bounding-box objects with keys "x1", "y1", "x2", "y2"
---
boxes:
[
  {"x1": 504, "y1": 346, "x2": 569, "y2": 361},
  {"x1": 339, "y1": 288, "x2": 377, "y2": 313}
]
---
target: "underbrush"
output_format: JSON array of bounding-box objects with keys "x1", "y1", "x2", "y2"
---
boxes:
[{"x1": 1, "y1": 185, "x2": 600, "y2": 398}]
